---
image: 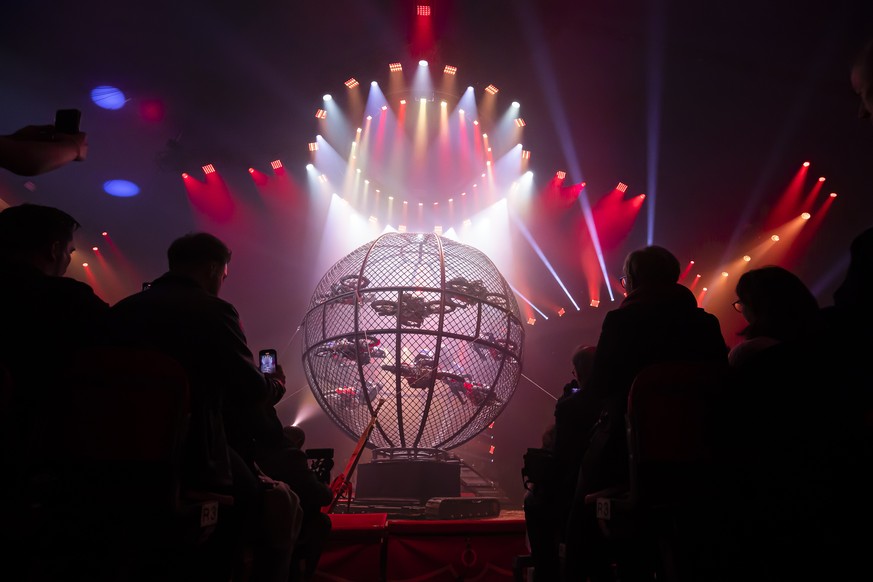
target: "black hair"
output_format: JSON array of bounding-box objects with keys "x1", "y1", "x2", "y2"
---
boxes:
[
  {"x1": 0, "y1": 203, "x2": 79, "y2": 259},
  {"x1": 167, "y1": 232, "x2": 232, "y2": 271},
  {"x1": 735, "y1": 265, "x2": 819, "y2": 341}
]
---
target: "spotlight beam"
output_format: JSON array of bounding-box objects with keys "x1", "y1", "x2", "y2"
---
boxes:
[
  {"x1": 511, "y1": 214, "x2": 581, "y2": 311},
  {"x1": 508, "y1": 282, "x2": 549, "y2": 320}
]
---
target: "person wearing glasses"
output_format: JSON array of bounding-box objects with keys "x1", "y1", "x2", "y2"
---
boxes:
[
  {"x1": 728, "y1": 266, "x2": 820, "y2": 368},
  {"x1": 564, "y1": 245, "x2": 727, "y2": 581}
]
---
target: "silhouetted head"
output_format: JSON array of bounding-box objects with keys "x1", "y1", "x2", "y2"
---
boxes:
[
  {"x1": 0, "y1": 203, "x2": 80, "y2": 276},
  {"x1": 622, "y1": 246, "x2": 680, "y2": 293},
  {"x1": 571, "y1": 344, "x2": 597, "y2": 385},
  {"x1": 734, "y1": 266, "x2": 819, "y2": 341},
  {"x1": 167, "y1": 232, "x2": 232, "y2": 296},
  {"x1": 833, "y1": 226, "x2": 873, "y2": 308},
  {"x1": 851, "y1": 38, "x2": 873, "y2": 121}
]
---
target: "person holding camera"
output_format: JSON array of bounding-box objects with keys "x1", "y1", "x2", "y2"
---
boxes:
[{"x1": 107, "y1": 232, "x2": 298, "y2": 581}]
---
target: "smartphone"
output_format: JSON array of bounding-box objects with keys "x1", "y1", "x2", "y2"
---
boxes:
[
  {"x1": 54, "y1": 109, "x2": 82, "y2": 134},
  {"x1": 259, "y1": 349, "x2": 277, "y2": 374}
]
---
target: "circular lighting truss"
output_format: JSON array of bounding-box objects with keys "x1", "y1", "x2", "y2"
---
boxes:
[
  {"x1": 309, "y1": 61, "x2": 529, "y2": 228},
  {"x1": 302, "y1": 232, "x2": 524, "y2": 451}
]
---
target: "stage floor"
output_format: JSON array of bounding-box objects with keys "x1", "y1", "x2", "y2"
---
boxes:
[{"x1": 315, "y1": 510, "x2": 529, "y2": 582}]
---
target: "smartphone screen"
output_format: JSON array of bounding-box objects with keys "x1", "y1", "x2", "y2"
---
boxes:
[{"x1": 259, "y1": 349, "x2": 277, "y2": 374}]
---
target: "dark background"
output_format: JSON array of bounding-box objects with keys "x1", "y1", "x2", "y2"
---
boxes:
[{"x1": 2, "y1": 0, "x2": 871, "y2": 506}]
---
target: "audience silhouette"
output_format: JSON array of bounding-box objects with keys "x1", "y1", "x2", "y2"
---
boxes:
[
  {"x1": 0, "y1": 203, "x2": 109, "y2": 579},
  {"x1": 106, "y1": 233, "x2": 299, "y2": 581},
  {"x1": 564, "y1": 245, "x2": 728, "y2": 581},
  {"x1": 524, "y1": 344, "x2": 597, "y2": 581}
]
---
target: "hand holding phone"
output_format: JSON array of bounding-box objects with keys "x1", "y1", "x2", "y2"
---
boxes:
[{"x1": 259, "y1": 349, "x2": 278, "y2": 374}]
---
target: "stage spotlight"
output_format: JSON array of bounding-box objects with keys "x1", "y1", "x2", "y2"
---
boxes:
[
  {"x1": 801, "y1": 212, "x2": 811, "y2": 220},
  {"x1": 434, "y1": 226, "x2": 443, "y2": 234},
  {"x1": 511, "y1": 101, "x2": 520, "y2": 108},
  {"x1": 181, "y1": 173, "x2": 189, "y2": 179},
  {"x1": 485, "y1": 84, "x2": 499, "y2": 95},
  {"x1": 381, "y1": 105, "x2": 388, "y2": 111},
  {"x1": 521, "y1": 150, "x2": 531, "y2": 160},
  {"x1": 818, "y1": 177, "x2": 825, "y2": 182},
  {"x1": 558, "y1": 308, "x2": 566, "y2": 317},
  {"x1": 308, "y1": 142, "x2": 318, "y2": 151},
  {"x1": 418, "y1": 202, "x2": 423, "y2": 207},
  {"x1": 417, "y1": 5, "x2": 431, "y2": 16},
  {"x1": 617, "y1": 182, "x2": 628, "y2": 193},
  {"x1": 344, "y1": 78, "x2": 359, "y2": 88},
  {"x1": 590, "y1": 300, "x2": 600, "y2": 308},
  {"x1": 398, "y1": 225, "x2": 407, "y2": 232},
  {"x1": 305, "y1": 164, "x2": 314, "y2": 170},
  {"x1": 473, "y1": 120, "x2": 479, "y2": 126},
  {"x1": 369, "y1": 216, "x2": 377, "y2": 223},
  {"x1": 82, "y1": 263, "x2": 89, "y2": 268},
  {"x1": 515, "y1": 118, "x2": 526, "y2": 127},
  {"x1": 400, "y1": 99, "x2": 407, "y2": 105},
  {"x1": 323, "y1": 94, "x2": 332, "y2": 101},
  {"x1": 202, "y1": 164, "x2": 216, "y2": 174},
  {"x1": 441, "y1": 100, "x2": 447, "y2": 107},
  {"x1": 463, "y1": 219, "x2": 472, "y2": 227},
  {"x1": 366, "y1": 115, "x2": 372, "y2": 120},
  {"x1": 102, "y1": 232, "x2": 108, "y2": 237},
  {"x1": 272, "y1": 160, "x2": 283, "y2": 169},
  {"x1": 443, "y1": 65, "x2": 457, "y2": 75},
  {"x1": 91, "y1": 85, "x2": 127, "y2": 110},
  {"x1": 830, "y1": 192, "x2": 837, "y2": 198},
  {"x1": 389, "y1": 62, "x2": 403, "y2": 72},
  {"x1": 803, "y1": 161, "x2": 810, "y2": 167},
  {"x1": 388, "y1": 196, "x2": 393, "y2": 200},
  {"x1": 527, "y1": 317, "x2": 536, "y2": 326},
  {"x1": 771, "y1": 235, "x2": 780, "y2": 242},
  {"x1": 420, "y1": 97, "x2": 427, "y2": 104},
  {"x1": 743, "y1": 255, "x2": 751, "y2": 262},
  {"x1": 103, "y1": 179, "x2": 139, "y2": 198},
  {"x1": 419, "y1": 60, "x2": 428, "y2": 67},
  {"x1": 315, "y1": 109, "x2": 327, "y2": 119},
  {"x1": 721, "y1": 272, "x2": 729, "y2": 277},
  {"x1": 92, "y1": 246, "x2": 98, "y2": 251}
]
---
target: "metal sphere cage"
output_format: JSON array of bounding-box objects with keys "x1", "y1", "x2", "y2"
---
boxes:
[{"x1": 302, "y1": 232, "x2": 524, "y2": 451}]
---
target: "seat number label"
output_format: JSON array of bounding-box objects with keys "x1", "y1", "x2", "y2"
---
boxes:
[
  {"x1": 200, "y1": 501, "x2": 219, "y2": 527},
  {"x1": 595, "y1": 498, "x2": 611, "y2": 520}
]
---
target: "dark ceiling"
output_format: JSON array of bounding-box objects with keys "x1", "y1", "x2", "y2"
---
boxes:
[{"x1": 2, "y1": 0, "x2": 871, "y2": 500}]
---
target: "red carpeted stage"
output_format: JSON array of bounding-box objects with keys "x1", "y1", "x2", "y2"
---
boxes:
[{"x1": 314, "y1": 511, "x2": 528, "y2": 582}]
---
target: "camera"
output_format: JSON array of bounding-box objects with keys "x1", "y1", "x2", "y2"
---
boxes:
[
  {"x1": 259, "y1": 349, "x2": 277, "y2": 374},
  {"x1": 54, "y1": 109, "x2": 81, "y2": 134}
]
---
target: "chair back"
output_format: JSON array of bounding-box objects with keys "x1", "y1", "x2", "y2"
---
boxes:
[
  {"x1": 56, "y1": 345, "x2": 193, "y2": 514},
  {"x1": 60, "y1": 346, "x2": 191, "y2": 465},
  {"x1": 626, "y1": 361, "x2": 724, "y2": 504}
]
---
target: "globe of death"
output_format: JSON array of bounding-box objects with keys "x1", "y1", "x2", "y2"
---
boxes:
[{"x1": 302, "y1": 232, "x2": 524, "y2": 458}]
